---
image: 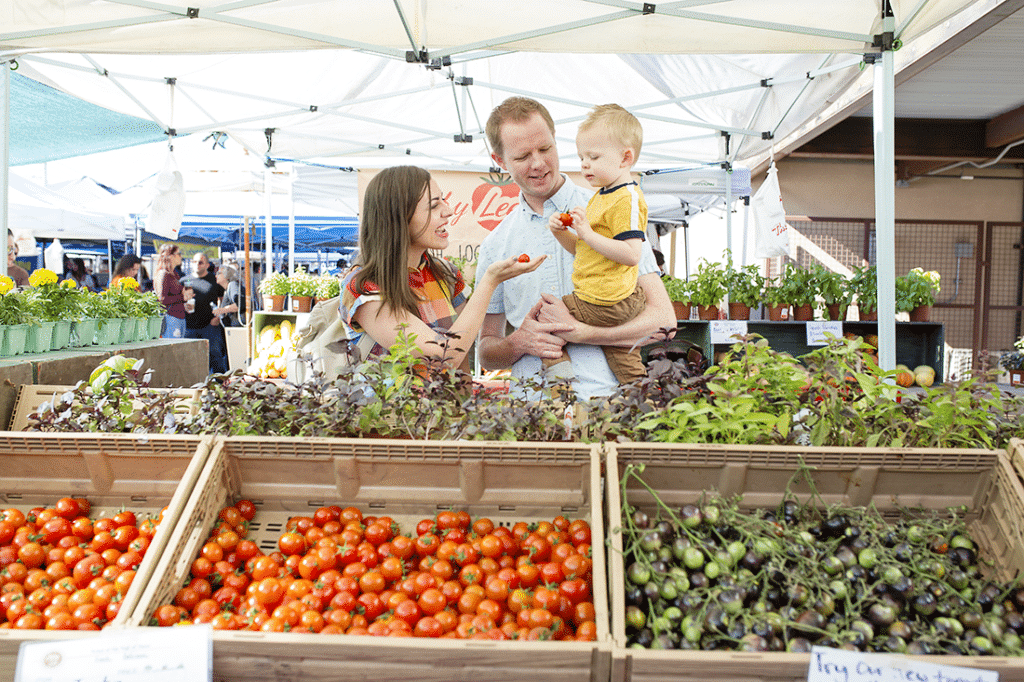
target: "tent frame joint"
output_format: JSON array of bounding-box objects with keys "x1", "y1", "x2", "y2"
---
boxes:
[
  {"x1": 642, "y1": 3, "x2": 656, "y2": 14},
  {"x1": 872, "y1": 31, "x2": 895, "y2": 51},
  {"x1": 186, "y1": 7, "x2": 199, "y2": 19}
]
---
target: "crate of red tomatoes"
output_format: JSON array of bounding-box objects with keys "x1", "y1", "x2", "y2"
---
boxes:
[
  {"x1": 0, "y1": 433, "x2": 213, "y2": 678},
  {"x1": 129, "y1": 436, "x2": 609, "y2": 682}
]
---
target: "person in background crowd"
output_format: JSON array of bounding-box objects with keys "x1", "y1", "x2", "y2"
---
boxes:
[
  {"x1": 154, "y1": 244, "x2": 186, "y2": 339},
  {"x1": 339, "y1": 165, "x2": 540, "y2": 372},
  {"x1": 474, "y1": 96, "x2": 674, "y2": 401},
  {"x1": 213, "y1": 264, "x2": 246, "y2": 327},
  {"x1": 181, "y1": 252, "x2": 227, "y2": 373},
  {"x1": 138, "y1": 265, "x2": 153, "y2": 292},
  {"x1": 7, "y1": 231, "x2": 30, "y2": 287},
  {"x1": 110, "y1": 254, "x2": 142, "y2": 287},
  {"x1": 66, "y1": 257, "x2": 99, "y2": 291}
]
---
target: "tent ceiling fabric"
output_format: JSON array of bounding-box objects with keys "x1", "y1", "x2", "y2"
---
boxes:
[{"x1": 0, "y1": 1, "x2": 976, "y2": 57}]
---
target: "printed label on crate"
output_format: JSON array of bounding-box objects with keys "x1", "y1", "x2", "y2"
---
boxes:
[
  {"x1": 808, "y1": 646, "x2": 997, "y2": 682},
  {"x1": 15, "y1": 623, "x2": 212, "y2": 682},
  {"x1": 710, "y1": 320, "x2": 748, "y2": 344},
  {"x1": 806, "y1": 321, "x2": 843, "y2": 346}
]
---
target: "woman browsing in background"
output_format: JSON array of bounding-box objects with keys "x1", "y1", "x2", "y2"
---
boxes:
[
  {"x1": 340, "y1": 165, "x2": 543, "y2": 371},
  {"x1": 110, "y1": 254, "x2": 142, "y2": 287},
  {"x1": 213, "y1": 264, "x2": 245, "y2": 327},
  {"x1": 153, "y1": 244, "x2": 186, "y2": 338},
  {"x1": 66, "y1": 257, "x2": 99, "y2": 291}
]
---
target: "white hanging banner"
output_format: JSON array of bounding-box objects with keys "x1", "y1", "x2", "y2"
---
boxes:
[
  {"x1": 751, "y1": 161, "x2": 790, "y2": 259},
  {"x1": 146, "y1": 151, "x2": 185, "y2": 240}
]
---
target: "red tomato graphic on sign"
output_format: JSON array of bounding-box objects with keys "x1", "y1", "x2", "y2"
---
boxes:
[{"x1": 471, "y1": 180, "x2": 520, "y2": 231}]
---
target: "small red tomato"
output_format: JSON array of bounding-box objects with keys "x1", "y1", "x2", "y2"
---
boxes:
[
  {"x1": 558, "y1": 212, "x2": 573, "y2": 227},
  {"x1": 517, "y1": 254, "x2": 530, "y2": 263}
]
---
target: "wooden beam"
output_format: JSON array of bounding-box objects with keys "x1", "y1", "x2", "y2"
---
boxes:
[
  {"x1": 987, "y1": 102, "x2": 1024, "y2": 147},
  {"x1": 791, "y1": 117, "x2": 1024, "y2": 162}
]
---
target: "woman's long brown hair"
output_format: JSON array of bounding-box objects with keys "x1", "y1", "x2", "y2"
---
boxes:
[{"x1": 352, "y1": 166, "x2": 457, "y2": 317}]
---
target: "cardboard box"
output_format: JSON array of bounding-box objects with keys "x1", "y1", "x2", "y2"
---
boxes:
[
  {"x1": 0, "y1": 433, "x2": 213, "y2": 679},
  {"x1": 604, "y1": 443, "x2": 1024, "y2": 682},
  {"x1": 130, "y1": 436, "x2": 610, "y2": 682}
]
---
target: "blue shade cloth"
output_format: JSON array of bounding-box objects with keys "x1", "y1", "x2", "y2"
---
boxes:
[{"x1": 9, "y1": 72, "x2": 167, "y2": 166}]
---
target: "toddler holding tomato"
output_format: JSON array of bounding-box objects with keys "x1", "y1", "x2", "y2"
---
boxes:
[{"x1": 544, "y1": 104, "x2": 648, "y2": 385}]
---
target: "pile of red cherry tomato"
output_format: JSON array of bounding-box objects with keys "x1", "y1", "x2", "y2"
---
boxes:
[
  {"x1": 1, "y1": 498, "x2": 165, "y2": 630},
  {"x1": 152, "y1": 501, "x2": 598, "y2": 641}
]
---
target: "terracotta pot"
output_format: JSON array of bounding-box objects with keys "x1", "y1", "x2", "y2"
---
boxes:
[
  {"x1": 291, "y1": 295, "x2": 313, "y2": 313},
  {"x1": 767, "y1": 304, "x2": 787, "y2": 321},
  {"x1": 909, "y1": 304, "x2": 931, "y2": 322},
  {"x1": 728, "y1": 302, "x2": 751, "y2": 320},
  {"x1": 264, "y1": 295, "x2": 286, "y2": 312},
  {"x1": 859, "y1": 307, "x2": 877, "y2": 321},
  {"x1": 793, "y1": 303, "x2": 814, "y2": 321},
  {"x1": 696, "y1": 304, "x2": 719, "y2": 321},
  {"x1": 672, "y1": 301, "x2": 692, "y2": 321},
  {"x1": 825, "y1": 303, "x2": 847, "y2": 321}
]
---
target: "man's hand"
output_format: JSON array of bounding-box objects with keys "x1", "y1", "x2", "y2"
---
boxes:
[{"x1": 510, "y1": 298, "x2": 573, "y2": 359}]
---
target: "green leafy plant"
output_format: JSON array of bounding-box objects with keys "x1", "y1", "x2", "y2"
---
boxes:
[
  {"x1": 688, "y1": 259, "x2": 727, "y2": 308},
  {"x1": 0, "y1": 276, "x2": 31, "y2": 325},
  {"x1": 259, "y1": 272, "x2": 290, "y2": 296},
  {"x1": 776, "y1": 262, "x2": 816, "y2": 307},
  {"x1": 661, "y1": 274, "x2": 690, "y2": 303},
  {"x1": 895, "y1": 267, "x2": 940, "y2": 311},
  {"x1": 288, "y1": 269, "x2": 318, "y2": 298},
  {"x1": 811, "y1": 264, "x2": 851, "y2": 307},
  {"x1": 850, "y1": 264, "x2": 877, "y2": 314},
  {"x1": 761, "y1": 280, "x2": 788, "y2": 308},
  {"x1": 315, "y1": 275, "x2": 340, "y2": 300},
  {"x1": 726, "y1": 262, "x2": 765, "y2": 307},
  {"x1": 999, "y1": 335, "x2": 1024, "y2": 371}
]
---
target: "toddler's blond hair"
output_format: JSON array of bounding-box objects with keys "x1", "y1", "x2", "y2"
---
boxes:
[{"x1": 579, "y1": 104, "x2": 643, "y2": 164}]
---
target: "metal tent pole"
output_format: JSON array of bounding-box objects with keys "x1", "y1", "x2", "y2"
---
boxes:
[
  {"x1": 288, "y1": 164, "x2": 296, "y2": 275},
  {"x1": 264, "y1": 166, "x2": 273, "y2": 274},
  {"x1": 872, "y1": 6, "x2": 897, "y2": 372},
  {"x1": 0, "y1": 61, "x2": 9, "y2": 266}
]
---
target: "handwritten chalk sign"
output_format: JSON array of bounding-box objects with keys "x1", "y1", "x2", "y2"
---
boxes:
[
  {"x1": 15, "y1": 623, "x2": 212, "y2": 682},
  {"x1": 711, "y1": 320, "x2": 748, "y2": 344},
  {"x1": 806, "y1": 321, "x2": 843, "y2": 346},
  {"x1": 808, "y1": 646, "x2": 998, "y2": 682}
]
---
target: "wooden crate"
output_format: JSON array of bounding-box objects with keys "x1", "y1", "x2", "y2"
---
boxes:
[
  {"x1": 7, "y1": 383, "x2": 202, "y2": 432},
  {"x1": 0, "y1": 433, "x2": 214, "y2": 679},
  {"x1": 129, "y1": 436, "x2": 610, "y2": 682},
  {"x1": 604, "y1": 443, "x2": 1024, "y2": 682}
]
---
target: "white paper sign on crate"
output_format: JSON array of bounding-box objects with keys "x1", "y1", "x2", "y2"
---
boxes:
[{"x1": 808, "y1": 646, "x2": 997, "y2": 682}]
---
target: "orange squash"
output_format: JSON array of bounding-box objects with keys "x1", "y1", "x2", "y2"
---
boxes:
[{"x1": 895, "y1": 371, "x2": 915, "y2": 387}]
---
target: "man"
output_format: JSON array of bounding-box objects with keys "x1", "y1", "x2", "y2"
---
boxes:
[
  {"x1": 475, "y1": 97, "x2": 675, "y2": 401},
  {"x1": 181, "y1": 252, "x2": 228, "y2": 374}
]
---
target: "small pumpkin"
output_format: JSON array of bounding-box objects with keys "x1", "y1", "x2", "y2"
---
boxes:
[{"x1": 895, "y1": 370, "x2": 915, "y2": 388}]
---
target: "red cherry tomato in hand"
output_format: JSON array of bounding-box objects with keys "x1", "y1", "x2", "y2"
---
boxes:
[
  {"x1": 517, "y1": 254, "x2": 530, "y2": 263},
  {"x1": 558, "y1": 212, "x2": 573, "y2": 227}
]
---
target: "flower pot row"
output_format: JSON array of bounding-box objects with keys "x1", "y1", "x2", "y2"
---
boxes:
[{"x1": 0, "y1": 316, "x2": 163, "y2": 357}]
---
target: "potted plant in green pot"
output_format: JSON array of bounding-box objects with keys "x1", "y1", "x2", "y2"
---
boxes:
[
  {"x1": 661, "y1": 274, "x2": 692, "y2": 321},
  {"x1": 812, "y1": 264, "x2": 852, "y2": 321},
  {"x1": 851, "y1": 264, "x2": 878, "y2": 321},
  {"x1": 259, "y1": 272, "x2": 289, "y2": 312},
  {"x1": 25, "y1": 269, "x2": 83, "y2": 350},
  {"x1": 725, "y1": 262, "x2": 764, "y2": 321},
  {"x1": 288, "y1": 269, "x2": 317, "y2": 313},
  {"x1": 689, "y1": 258, "x2": 727, "y2": 320},
  {"x1": 896, "y1": 267, "x2": 940, "y2": 321},
  {"x1": 23, "y1": 268, "x2": 62, "y2": 353},
  {"x1": 0, "y1": 275, "x2": 32, "y2": 356}
]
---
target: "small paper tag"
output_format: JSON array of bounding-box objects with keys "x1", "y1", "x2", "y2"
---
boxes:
[
  {"x1": 806, "y1": 321, "x2": 842, "y2": 346},
  {"x1": 711, "y1": 320, "x2": 748, "y2": 344}
]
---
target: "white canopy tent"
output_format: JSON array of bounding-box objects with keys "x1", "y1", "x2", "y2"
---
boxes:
[
  {"x1": 7, "y1": 173, "x2": 124, "y2": 241},
  {"x1": 1, "y1": 0, "x2": 1009, "y2": 371}
]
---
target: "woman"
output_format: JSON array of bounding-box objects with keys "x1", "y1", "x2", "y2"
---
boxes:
[
  {"x1": 153, "y1": 244, "x2": 186, "y2": 338},
  {"x1": 213, "y1": 264, "x2": 245, "y2": 327},
  {"x1": 110, "y1": 254, "x2": 142, "y2": 287},
  {"x1": 341, "y1": 165, "x2": 542, "y2": 370},
  {"x1": 66, "y1": 257, "x2": 99, "y2": 291}
]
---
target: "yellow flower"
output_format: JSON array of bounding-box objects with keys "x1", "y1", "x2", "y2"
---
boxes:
[
  {"x1": 0, "y1": 275, "x2": 13, "y2": 295},
  {"x1": 28, "y1": 268, "x2": 59, "y2": 287},
  {"x1": 60, "y1": 279, "x2": 78, "y2": 289},
  {"x1": 115, "y1": 276, "x2": 140, "y2": 290}
]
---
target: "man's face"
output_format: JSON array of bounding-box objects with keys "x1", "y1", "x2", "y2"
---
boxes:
[
  {"x1": 193, "y1": 254, "x2": 208, "y2": 276},
  {"x1": 493, "y1": 112, "x2": 562, "y2": 211}
]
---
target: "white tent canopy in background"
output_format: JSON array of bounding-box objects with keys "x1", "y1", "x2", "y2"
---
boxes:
[
  {"x1": 7, "y1": 173, "x2": 124, "y2": 241},
  {"x1": 1, "y1": 0, "x2": 1010, "y2": 372}
]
